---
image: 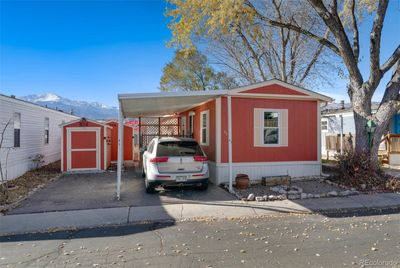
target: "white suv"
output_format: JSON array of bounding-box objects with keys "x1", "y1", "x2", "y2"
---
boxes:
[{"x1": 142, "y1": 137, "x2": 209, "y2": 193}]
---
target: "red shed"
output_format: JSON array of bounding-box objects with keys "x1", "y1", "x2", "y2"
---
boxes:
[
  {"x1": 106, "y1": 120, "x2": 134, "y2": 162},
  {"x1": 61, "y1": 118, "x2": 112, "y2": 172}
]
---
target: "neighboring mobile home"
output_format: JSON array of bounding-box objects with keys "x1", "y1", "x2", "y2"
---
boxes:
[
  {"x1": 321, "y1": 102, "x2": 400, "y2": 159},
  {"x1": 0, "y1": 94, "x2": 78, "y2": 181},
  {"x1": 116, "y1": 80, "x2": 332, "y2": 197}
]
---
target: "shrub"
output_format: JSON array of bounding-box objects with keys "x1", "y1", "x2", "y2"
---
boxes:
[
  {"x1": 385, "y1": 177, "x2": 400, "y2": 191},
  {"x1": 334, "y1": 149, "x2": 384, "y2": 190}
]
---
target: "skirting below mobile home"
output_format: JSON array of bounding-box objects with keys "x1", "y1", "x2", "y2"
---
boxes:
[{"x1": 208, "y1": 161, "x2": 321, "y2": 185}]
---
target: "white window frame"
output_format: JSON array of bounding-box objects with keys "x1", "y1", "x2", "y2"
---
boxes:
[
  {"x1": 257, "y1": 109, "x2": 288, "y2": 147},
  {"x1": 44, "y1": 117, "x2": 50, "y2": 144},
  {"x1": 66, "y1": 127, "x2": 101, "y2": 171},
  {"x1": 181, "y1": 116, "x2": 186, "y2": 137},
  {"x1": 200, "y1": 110, "x2": 209, "y2": 146},
  {"x1": 189, "y1": 111, "x2": 195, "y2": 137},
  {"x1": 321, "y1": 118, "x2": 328, "y2": 132}
]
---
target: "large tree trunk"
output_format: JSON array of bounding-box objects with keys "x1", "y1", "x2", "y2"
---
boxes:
[
  {"x1": 351, "y1": 83, "x2": 371, "y2": 155},
  {"x1": 353, "y1": 112, "x2": 369, "y2": 153},
  {"x1": 352, "y1": 80, "x2": 399, "y2": 166}
]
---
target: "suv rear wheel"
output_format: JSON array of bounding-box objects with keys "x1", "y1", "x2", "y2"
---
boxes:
[
  {"x1": 141, "y1": 166, "x2": 146, "y2": 178},
  {"x1": 145, "y1": 178, "x2": 156, "y2": 194},
  {"x1": 197, "y1": 182, "x2": 208, "y2": 191}
]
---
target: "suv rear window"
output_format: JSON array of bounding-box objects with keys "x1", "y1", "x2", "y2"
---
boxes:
[{"x1": 156, "y1": 141, "x2": 204, "y2": 157}]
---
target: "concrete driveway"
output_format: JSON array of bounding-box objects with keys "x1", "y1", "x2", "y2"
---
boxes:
[{"x1": 8, "y1": 167, "x2": 235, "y2": 215}]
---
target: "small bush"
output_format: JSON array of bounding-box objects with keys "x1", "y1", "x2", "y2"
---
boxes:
[
  {"x1": 385, "y1": 178, "x2": 400, "y2": 191},
  {"x1": 334, "y1": 149, "x2": 384, "y2": 190}
]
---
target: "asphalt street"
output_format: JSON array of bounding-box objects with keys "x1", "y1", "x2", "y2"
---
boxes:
[{"x1": 1, "y1": 213, "x2": 399, "y2": 267}]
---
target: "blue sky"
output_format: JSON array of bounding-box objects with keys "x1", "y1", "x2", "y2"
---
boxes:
[{"x1": 0, "y1": 0, "x2": 399, "y2": 106}]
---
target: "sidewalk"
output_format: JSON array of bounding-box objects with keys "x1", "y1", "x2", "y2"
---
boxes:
[{"x1": 1, "y1": 193, "x2": 399, "y2": 235}]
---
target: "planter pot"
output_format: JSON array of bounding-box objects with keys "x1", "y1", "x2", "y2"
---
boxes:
[{"x1": 235, "y1": 174, "x2": 250, "y2": 189}]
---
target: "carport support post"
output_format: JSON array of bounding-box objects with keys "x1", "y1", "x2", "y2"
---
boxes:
[
  {"x1": 227, "y1": 95, "x2": 233, "y2": 193},
  {"x1": 117, "y1": 105, "x2": 124, "y2": 200}
]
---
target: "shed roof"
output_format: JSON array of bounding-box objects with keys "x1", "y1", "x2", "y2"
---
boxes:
[{"x1": 60, "y1": 118, "x2": 112, "y2": 128}]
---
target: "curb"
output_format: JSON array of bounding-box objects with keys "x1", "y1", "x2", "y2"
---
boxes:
[
  {"x1": 313, "y1": 205, "x2": 400, "y2": 217},
  {"x1": 1, "y1": 202, "x2": 400, "y2": 236}
]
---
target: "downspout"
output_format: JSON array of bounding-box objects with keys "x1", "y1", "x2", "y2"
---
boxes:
[
  {"x1": 117, "y1": 101, "x2": 124, "y2": 200},
  {"x1": 340, "y1": 115, "x2": 343, "y2": 155},
  {"x1": 227, "y1": 95, "x2": 233, "y2": 193}
]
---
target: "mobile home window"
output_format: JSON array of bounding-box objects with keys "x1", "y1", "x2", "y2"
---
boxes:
[
  {"x1": 181, "y1": 116, "x2": 186, "y2": 137},
  {"x1": 13, "y1": 112, "x2": 21, "y2": 148},
  {"x1": 44, "y1": 117, "x2": 49, "y2": 144},
  {"x1": 321, "y1": 119, "x2": 328, "y2": 131},
  {"x1": 263, "y1": 112, "x2": 279, "y2": 145},
  {"x1": 200, "y1": 110, "x2": 209, "y2": 146},
  {"x1": 189, "y1": 112, "x2": 195, "y2": 137},
  {"x1": 253, "y1": 108, "x2": 288, "y2": 147}
]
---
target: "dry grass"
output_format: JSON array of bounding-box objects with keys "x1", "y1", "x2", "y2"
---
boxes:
[{"x1": 0, "y1": 161, "x2": 61, "y2": 207}]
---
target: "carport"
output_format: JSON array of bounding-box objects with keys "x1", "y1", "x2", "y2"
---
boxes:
[{"x1": 116, "y1": 90, "x2": 232, "y2": 199}]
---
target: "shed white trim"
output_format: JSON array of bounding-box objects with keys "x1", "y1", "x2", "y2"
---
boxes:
[
  {"x1": 215, "y1": 97, "x2": 221, "y2": 164},
  {"x1": 60, "y1": 118, "x2": 112, "y2": 128},
  {"x1": 200, "y1": 110, "x2": 210, "y2": 146},
  {"x1": 66, "y1": 127, "x2": 101, "y2": 171}
]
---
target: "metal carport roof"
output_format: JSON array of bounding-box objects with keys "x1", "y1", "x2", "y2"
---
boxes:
[
  {"x1": 118, "y1": 90, "x2": 228, "y2": 118},
  {"x1": 116, "y1": 90, "x2": 229, "y2": 199}
]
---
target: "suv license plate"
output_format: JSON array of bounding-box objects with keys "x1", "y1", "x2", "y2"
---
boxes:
[{"x1": 176, "y1": 176, "x2": 187, "y2": 182}]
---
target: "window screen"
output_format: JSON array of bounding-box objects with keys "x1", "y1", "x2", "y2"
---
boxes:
[
  {"x1": 13, "y1": 112, "x2": 21, "y2": 147},
  {"x1": 44, "y1": 117, "x2": 49, "y2": 144},
  {"x1": 263, "y1": 112, "x2": 279, "y2": 144}
]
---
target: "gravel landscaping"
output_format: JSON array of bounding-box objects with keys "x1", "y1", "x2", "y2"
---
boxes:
[
  {"x1": 224, "y1": 176, "x2": 360, "y2": 202},
  {"x1": 0, "y1": 161, "x2": 61, "y2": 213},
  {"x1": 294, "y1": 180, "x2": 342, "y2": 193}
]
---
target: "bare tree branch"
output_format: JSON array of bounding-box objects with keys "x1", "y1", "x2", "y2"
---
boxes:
[
  {"x1": 235, "y1": 26, "x2": 267, "y2": 81},
  {"x1": 350, "y1": 0, "x2": 360, "y2": 61},
  {"x1": 307, "y1": 0, "x2": 364, "y2": 90},
  {"x1": 299, "y1": 29, "x2": 329, "y2": 83},
  {"x1": 243, "y1": 0, "x2": 341, "y2": 55},
  {"x1": 367, "y1": 0, "x2": 389, "y2": 89},
  {"x1": 380, "y1": 45, "x2": 400, "y2": 74},
  {"x1": 374, "y1": 61, "x2": 400, "y2": 125}
]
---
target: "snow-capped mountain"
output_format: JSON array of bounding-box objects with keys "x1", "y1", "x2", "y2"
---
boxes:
[{"x1": 20, "y1": 93, "x2": 118, "y2": 120}]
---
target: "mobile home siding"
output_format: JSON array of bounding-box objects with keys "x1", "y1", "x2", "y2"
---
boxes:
[
  {"x1": 179, "y1": 99, "x2": 216, "y2": 162},
  {"x1": 220, "y1": 97, "x2": 318, "y2": 163},
  {"x1": 0, "y1": 95, "x2": 78, "y2": 181}
]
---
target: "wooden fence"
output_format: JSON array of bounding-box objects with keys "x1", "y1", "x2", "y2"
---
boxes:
[
  {"x1": 325, "y1": 134, "x2": 354, "y2": 151},
  {"x1": 379, "y1": 134, "x2": 400, "y2": 165}
]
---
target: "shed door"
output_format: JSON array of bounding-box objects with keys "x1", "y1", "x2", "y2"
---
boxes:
[{"x1": 67, "y1": 128, "x2": 100, "y2": 171}]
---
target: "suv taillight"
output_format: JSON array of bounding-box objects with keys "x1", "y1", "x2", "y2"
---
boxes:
[
  {"x1": 150, "y1": 157, "x2": 169, "y2": 163},
  {"x1": 193, "y1": 156, "x2": 207, "y2": 162}
]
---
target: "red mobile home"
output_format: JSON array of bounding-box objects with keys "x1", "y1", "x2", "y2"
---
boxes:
[
  {"x1": 61, "y1": 118, "x2": 112, "y2": 172},
  {"x1": 116, "y1": 79, "x2": 332, "y2": 197}
]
